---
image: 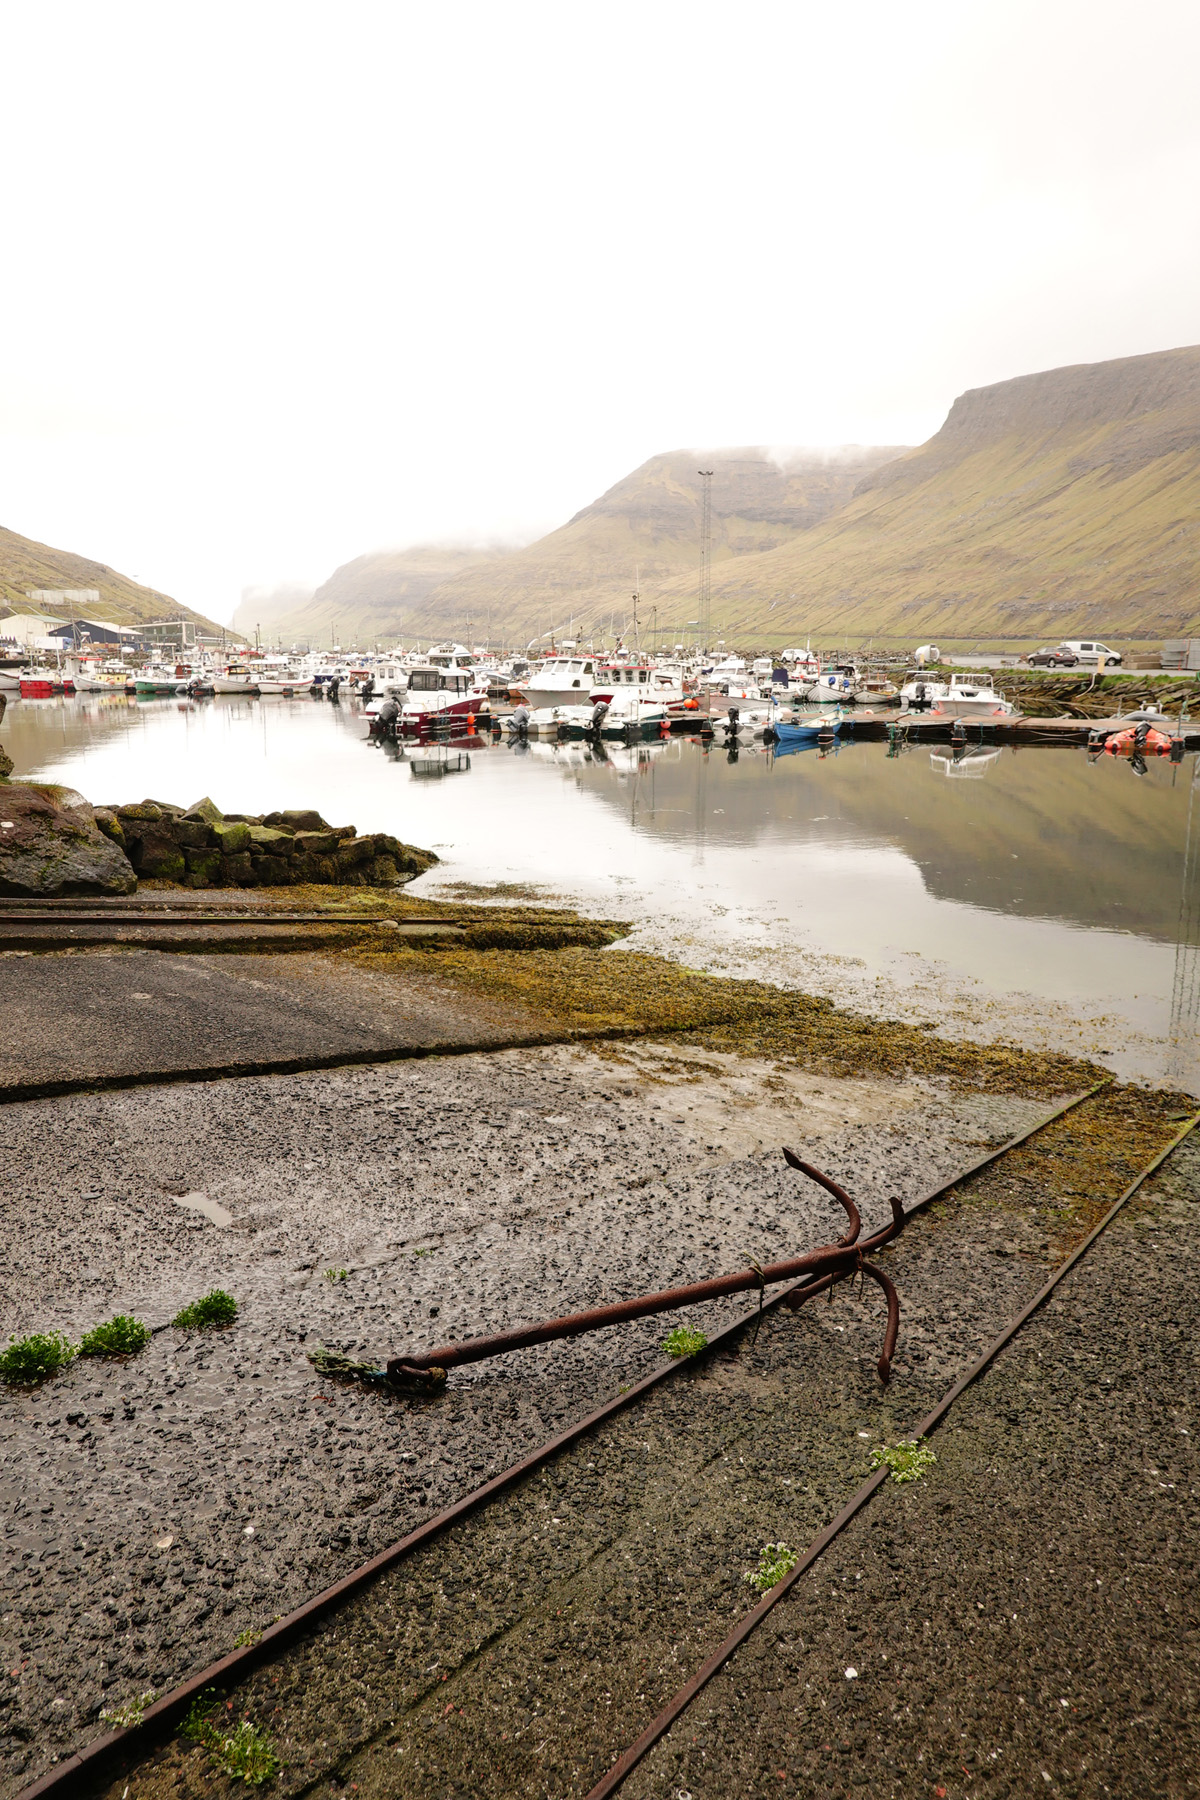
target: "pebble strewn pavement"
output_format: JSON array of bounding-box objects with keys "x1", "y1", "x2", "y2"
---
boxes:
[{"x1": 0, "y1": 1043, "x2": 1043, "y2": 1791}]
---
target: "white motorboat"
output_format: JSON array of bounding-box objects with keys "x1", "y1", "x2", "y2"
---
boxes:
[
  {"x1": 518, "y1": 703, "x2": 597, "y2": 738},
  {"x1": 918, "y1": 672, "x2": 1016, "y2": 717},
  {"x1": 134, "y1": 666, "x2": 187, "y2": 696},
  {"x1": 362, "y1": 660, "x2": 409, "y2": 716},
  {"x1": 517, "y1": 653, "x2": 599, "y2": 710},
  {"x1": 213, "y1": 673, "x2": 260, "y2": 695},
  {"x1": 399, "y1": 664, "x2": 481, "y2": 733},
  {"x1": 799, "y1": 666, "x2": 858, "y2": 704}
]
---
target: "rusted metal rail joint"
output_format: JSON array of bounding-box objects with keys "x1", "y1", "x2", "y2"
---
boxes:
[{"x1": 387, "y1": 1151, "x2": 905, "y2": 1394}]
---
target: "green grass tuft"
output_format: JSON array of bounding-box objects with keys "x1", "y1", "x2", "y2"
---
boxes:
[
  {"x1": 0, "y1": 1330, "x2": 76, "y2": 1384},
  {"x1": 183, "y1": 1690, "x2": 280, "y2": 1785},
  {"x1": 662, "y1": 1324, "x2": 708, "y2": 1358},
  {"x1": 233, "y1": 1627, "x2": 263, "y2": 1647},
  {"x1": 744, "y1": 1542, "x2": 800, "y2": 1593},
  {"x1": 80, "y1": 1314, "x2": 151, "y2": 1358},
  {"x1": 173, "y1": 1289, "x2": 238, "y2": 1330},
  {"x1": 99, "y1": 1690, "x2": 155, "y2": 1729},
  {"x1": 869, "y1": 1438, "x2": 938, "y2": 1483},
  {"x1": 323, "y1": 1267, "x2": 349, "y2": 1283}
]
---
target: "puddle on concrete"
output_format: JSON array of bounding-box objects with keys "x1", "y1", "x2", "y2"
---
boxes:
[{"x1": 174, "y1": 1192, "x2": 234, "y2": 1228}]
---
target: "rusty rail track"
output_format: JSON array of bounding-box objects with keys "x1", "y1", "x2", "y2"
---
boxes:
[
  {"x1": 583, "y1": 1103, "x2": 1200, "y2": 1799},
  {"x1": 15, "y1": 1080, "x2": 1112, "y2": 1800}
]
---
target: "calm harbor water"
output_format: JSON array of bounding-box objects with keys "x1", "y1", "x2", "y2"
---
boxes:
[{"x1": 5, "y1": 692, "x2": 1199, "y2": 1092}]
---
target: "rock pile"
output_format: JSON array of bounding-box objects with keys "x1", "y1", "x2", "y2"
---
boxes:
[{"x1": 93, "y1": 798, "x2": 436, "y2": 888}]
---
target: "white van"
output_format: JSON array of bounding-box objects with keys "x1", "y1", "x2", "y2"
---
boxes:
[{"x1": 1059, "y1": 640, "x2": 1123, "y2": 666}]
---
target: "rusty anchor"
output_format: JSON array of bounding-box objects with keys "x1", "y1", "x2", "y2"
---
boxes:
[{"x1": 387, "y1": 1150, "x2": 904, "y2": 1392}]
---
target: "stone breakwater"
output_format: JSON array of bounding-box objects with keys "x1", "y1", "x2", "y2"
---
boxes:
[{"x1": 93, "y1": 798, "x2": 437, "y2": 888}]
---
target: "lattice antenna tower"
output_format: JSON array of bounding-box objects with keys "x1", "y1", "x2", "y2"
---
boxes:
[
  {"x1": 1168, "y1": 752, "x2": 1200, "y2": 1088},
  {"x1": 698, "y1": 469, "x2": 714, "y2": 650}
]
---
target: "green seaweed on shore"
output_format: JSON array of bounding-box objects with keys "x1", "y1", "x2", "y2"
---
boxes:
[
  {"x1": 80, "y1": 1314, "x2": 150, "y2": 1357},
  {"x1": 0, "y1": 1330, "x2": 76, "y2": 1384},
  {"x1": 173, "y1": 1289, "x2": 238, "y2": 1330},
  {"x1": 350, "y1": 940, "x2": 1106, "y2": 1098}
]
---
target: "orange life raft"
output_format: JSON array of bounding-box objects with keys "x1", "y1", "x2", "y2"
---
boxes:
[{"x1": 1103, "y1": 726, "x2": 1172, "y2": 756}]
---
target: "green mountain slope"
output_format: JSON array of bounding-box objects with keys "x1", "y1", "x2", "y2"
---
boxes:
[
  {"x1": 0, "y1": 523, "x2": 218, "y2": 633},
  {"x1": 403, "y1": 447, "x2": 907, "y2": 646},
  {"x1": 657, "y1": 345, "x2": 1200, "y2": 645}
]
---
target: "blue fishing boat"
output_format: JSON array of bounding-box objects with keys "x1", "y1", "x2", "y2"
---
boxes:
[{"x1": 773, "y1": 714, "x2": 846, "y2": 747}]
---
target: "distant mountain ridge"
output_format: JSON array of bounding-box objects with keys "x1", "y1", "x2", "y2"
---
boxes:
[
  {"x1": 240, "y1": 446, "x2": 908, "y2": 648},
  {"x1": 0, "y1": 523, "x2": 218, "y2": 633},
  {"x1": 242, "y1": 343, "x2": 1200, "y2": 651},
  {"x1": 659, "y1": 344, "x2": 1200, "y2": 643},
  {"x1": 397, "y1": 447, "x2": 908, "y2": 646}
]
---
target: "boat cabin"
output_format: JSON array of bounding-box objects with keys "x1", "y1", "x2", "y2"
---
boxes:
[{"x1": 406, "y1": 667, "x2": 473, "y2": 695}]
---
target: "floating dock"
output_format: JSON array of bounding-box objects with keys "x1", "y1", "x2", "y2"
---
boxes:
[{"x1": 838, "y1": 710, "x2": 1200, "y2": 748}]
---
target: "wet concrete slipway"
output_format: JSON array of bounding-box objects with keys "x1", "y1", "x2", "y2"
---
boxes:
[{"x1": 0, "y1": 956, "x2": 1197, "y2": 1798}]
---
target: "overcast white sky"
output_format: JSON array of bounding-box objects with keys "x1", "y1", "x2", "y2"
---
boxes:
[{"x1": 1, "y1": 0, "x2": 1198, "y2": 622}]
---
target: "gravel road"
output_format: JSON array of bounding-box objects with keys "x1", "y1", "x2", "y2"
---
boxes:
[{"x1": 0, "y1": 1044, "x2": 1044, "y2": 1793}]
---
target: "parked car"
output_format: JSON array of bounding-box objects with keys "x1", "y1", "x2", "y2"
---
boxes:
[
  {"x1": 1026, "y1": 646, "x2": 1080, "y2": 667},
  {"x1": 1059, "y1": 639, "x2": 1123, "y2": 666}
]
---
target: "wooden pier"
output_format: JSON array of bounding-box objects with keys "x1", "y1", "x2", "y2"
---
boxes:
[{"x1": 835, "y1": 710, "x2": 1200, "y2": 748}]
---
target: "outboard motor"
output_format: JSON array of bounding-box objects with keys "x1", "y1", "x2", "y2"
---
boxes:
[
  {"x1": 589, "y1": 700, "x2": 609, "y2": 734},
  {"x1": 511, "y1": 702, "x2": 530, "y2": 738},
  {"x1": 726, "y1": 705, "x2": 740, "y2": 739}
]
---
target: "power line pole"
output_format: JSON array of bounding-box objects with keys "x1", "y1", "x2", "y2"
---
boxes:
[{"x1": 698, "y1": 468, "x2": 713, "y2": 651}]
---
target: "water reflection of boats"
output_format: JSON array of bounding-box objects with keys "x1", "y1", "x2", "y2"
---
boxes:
[
  {"x1": 410, "y1": 749, "x2": 471, "y2": 778},
  {"x1": 929, "y1": 746, "x2": 1004, "y2": 779},
  {"x1": 770, "y1": 734, "x2": 851, "y2": 762},
  {"x1": 520, "y1": 739, "x2": 606, "y2": 768}
]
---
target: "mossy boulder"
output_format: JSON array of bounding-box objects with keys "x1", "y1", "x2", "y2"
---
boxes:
[
  {"x1": 251, "y1": 855, "x2": 292, "y2": 885},
  {"x1": 220, "y1": 851, "x2": 253, "y2": 884},
  {"x1": 0, "y1": 783, "x2": 136, "y2": 896},
  {"x1": 247, "y1": 825, "x2": 291, "y2": 851},
  {"x1": 93, "y1": 808, "x2": 126, "y2": 849},
  {"x1": 184, "y1": 847, "x2": 223, "y2": 886},
  {"x1": 263, "y1": 809, "x2": 327, "y2": 832},
  {"x1": 0, "y1": 744, "x2": 13, "y2": 781},
  {"x1": 185, "y1": 796, "x2": 224, "y2": 825},
  {"x1": 212, "y1": 820, "x2": 251, "y2": 855},
  {"x1": 293, "y1": 829, "x2": 340, "y2": 857},
  {"x1": 131, "y1": 829, "x2": 186, "y2": 882}
]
